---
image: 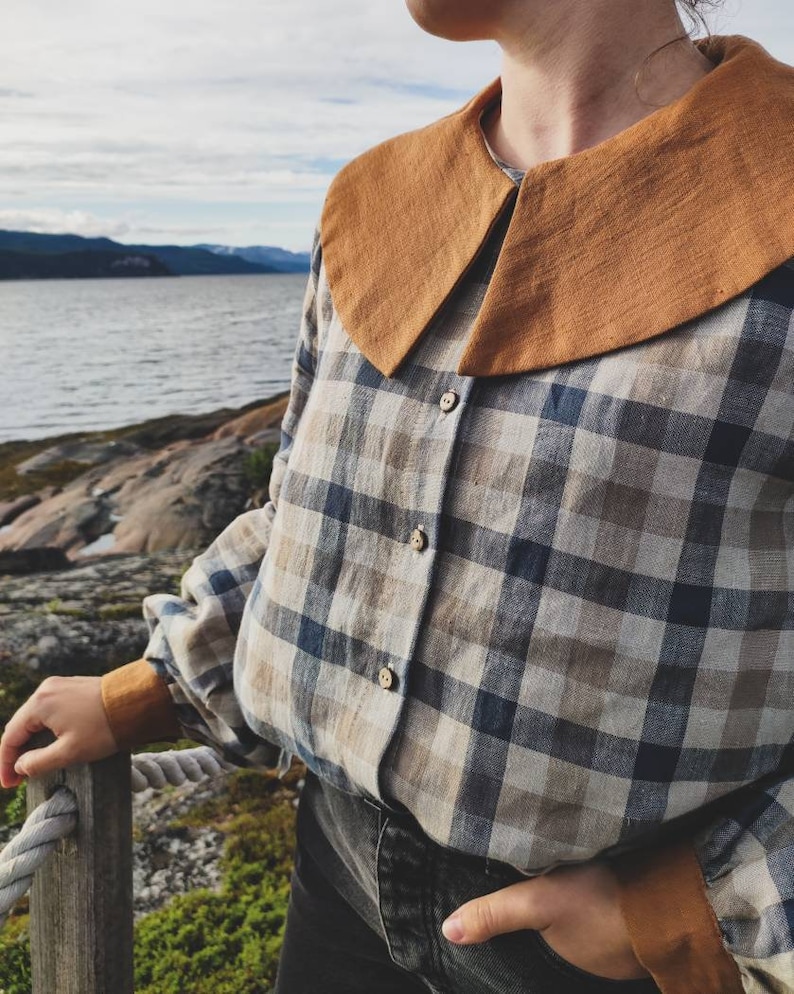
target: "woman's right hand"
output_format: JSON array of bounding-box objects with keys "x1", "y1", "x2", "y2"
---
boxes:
[{"x1": 0, "y1": 676, "x2": 120, "y2": 789}]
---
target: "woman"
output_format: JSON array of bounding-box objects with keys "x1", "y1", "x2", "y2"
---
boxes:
[{"x1": 2, "y1": 2, "x2": 792, "y2": 991}]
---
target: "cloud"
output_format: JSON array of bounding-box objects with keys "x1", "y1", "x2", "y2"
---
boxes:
[
  {"x1": 0, "y1": 0, "x2": 788, "y2": 249},
  {"x1": 0, "y1": 3, "x2": 500, "y2": 202},
  {"x1": 0, "y1": 204, "x2": 322, "y2": 250},
  {"x1": 361, "y1": 78, "x2": 479, "y2": 101},
  {"x1": 0, "y1": 208, "x2": 131, "y2": 238}
]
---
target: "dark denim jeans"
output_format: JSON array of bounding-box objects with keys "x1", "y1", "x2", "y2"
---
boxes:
[{"x1": 275, "y1": 772, "x2": 662, "y2": 994}]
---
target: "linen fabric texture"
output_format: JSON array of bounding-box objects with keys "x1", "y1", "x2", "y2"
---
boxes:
[
  {"x1": 123, "y1": 214, "x2": 793, "y2": 992},
  {"x1": 100, "y1": 34, "x2": 794, "y2": 994}
]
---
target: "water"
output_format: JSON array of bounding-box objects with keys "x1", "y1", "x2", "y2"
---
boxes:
[{"x1": 0, "y1": 274, "x2": 308, "y2": 443}]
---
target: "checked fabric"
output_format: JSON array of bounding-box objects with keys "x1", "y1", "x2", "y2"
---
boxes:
[{"x1": 140, "y1": 153, "x2": 794, "y2": 990}]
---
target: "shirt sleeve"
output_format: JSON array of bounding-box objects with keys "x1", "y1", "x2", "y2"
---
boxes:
[
  {"x1": 614, "y1": 770, "x2": 794, "y2": 993},
  {"x1": 100, "y1": 220, "x2": 323, "y2": 765}
]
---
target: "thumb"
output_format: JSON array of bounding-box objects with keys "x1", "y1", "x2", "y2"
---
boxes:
[
  {"x1": 442, "y1": 879, "x2": 550, "y2": 945},
  {"x1": 15, "y1": 735, "x2": 74, "y2": 779}
]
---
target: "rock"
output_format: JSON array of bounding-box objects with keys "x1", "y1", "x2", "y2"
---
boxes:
[
  {"x1": 211, "y1": 394, "x2": 288, "y2": 443},
  {"x1": 0, "y1": 437, "x2": 252, "y2": 558},
  {"x1": 16, "y1": 438, "x2": 142, "y2": 475},
  {"x1": 0, "y1": 494, "x2": 40, "y2": 527},
  {"x1": 36, "y1": 634, "x2": 59, "y2": 654},
  {"x1": 0, "y1": 549, "x2": 195, "y2": 675},
  {"x1": 119, "y1": 400, "x2": 282, "y2": 450},
  {"x1": 131, "y1": 768, "x2": 231, "y2": 922},
  {"x1": 0, "y1": 487, "x2": 114, "y2": 556},
  {"x1": 0, "y1": 547, "x2": 72, "y2": 575},
  {"x1": 0, "y1": 393, "x2": 290, "y2": 560}
]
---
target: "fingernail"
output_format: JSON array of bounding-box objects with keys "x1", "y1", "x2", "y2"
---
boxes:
[
  {"x1": 442, "y1": 915, "x2": 465, "y2": 942},
  {"x1": 14, "y1": 762, "x2": 27, "y2": 776}
]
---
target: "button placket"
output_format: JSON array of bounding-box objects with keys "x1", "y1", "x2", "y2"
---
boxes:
[
  {"x1": 374, "y1": 369, "x2": 473, "y2": 801},
  {"x1": 372, "y1": 377, "x2": 472, "y2": 765}
]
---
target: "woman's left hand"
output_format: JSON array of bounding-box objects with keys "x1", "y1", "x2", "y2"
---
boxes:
[{"x1": 441, "y1": 861, "x2": 651, "y2": 981}]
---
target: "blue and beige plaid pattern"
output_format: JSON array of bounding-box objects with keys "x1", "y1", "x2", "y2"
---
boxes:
[{"x1": 141, "y1": 155, "x2": 794, "y2": 989}]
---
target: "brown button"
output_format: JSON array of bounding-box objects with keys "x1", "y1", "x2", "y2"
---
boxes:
[
  {"x1": 378, "y1": 667, "x2": 395, "y2": 690},
  {"x1": 409, "y1": 526, "x2": 428, "y2": 551},
  {"x1": 439, "y1": 390, "x2": 460, "y2": 413}
]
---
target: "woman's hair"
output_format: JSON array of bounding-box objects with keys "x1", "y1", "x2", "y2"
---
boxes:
[
  {"x1": 677, "y1": 0, "x2": 724, "y2": 37},
  {"x1": 632, "y1": 0, "x2": 724, "y2": 106}
]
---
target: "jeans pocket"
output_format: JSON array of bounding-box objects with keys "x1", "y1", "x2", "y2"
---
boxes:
[{"x1": 530, "y1": 930, "x2": 660, "y2": 992}]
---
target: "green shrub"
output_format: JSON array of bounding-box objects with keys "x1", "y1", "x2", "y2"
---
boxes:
[
  {"x1": 134, "y1": 794, "x2": 296, "y2": 994},
  {"x1": 4, "y1": 784, "x2": 26, "y2": 827},
  {"x1": 242, "y1": 444, "x2": 279, "y2": 492},
  {"x1": 0, "y1": 663, "x2": 39, "y2": 828},
  {"x1": 0, "y1": 913, "x2": 31, "y2": 994},
  {"x1": 0, "y1": 664, "x2": 38, "y2": 742},
  {"x1": 0, "y1": 760, "x2": 301, "y2": 993}
]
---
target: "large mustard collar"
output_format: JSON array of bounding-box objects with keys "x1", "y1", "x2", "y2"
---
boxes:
[{"x1": 320, "y1": 35, "x2": 794, "y2": 378}]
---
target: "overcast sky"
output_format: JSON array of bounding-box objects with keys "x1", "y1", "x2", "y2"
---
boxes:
[{"x1": 0, "y1": 1, "x2": 789, "y2": 252}]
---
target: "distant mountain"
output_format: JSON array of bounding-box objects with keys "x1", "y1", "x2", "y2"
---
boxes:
[
  {"x1": 0, "y1": 248, "x2": 171, "y2": 281},
  {"x1": 0, "y1": 230, "x2": 298, "y2": 280},
  {"x1": 195, "y1": 244, "x2": 310, "y2": 274}
]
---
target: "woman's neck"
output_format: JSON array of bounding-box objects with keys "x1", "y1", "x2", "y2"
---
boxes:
[{"x1": 483, "y1": 1, "x2": 717, "y2": 170}]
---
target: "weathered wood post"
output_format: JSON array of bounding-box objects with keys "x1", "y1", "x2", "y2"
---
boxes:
[{"x1": 25, "y1": 729, "x2": 134, "y2": 994}]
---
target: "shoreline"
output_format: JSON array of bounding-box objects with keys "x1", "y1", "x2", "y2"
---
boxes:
[
  {"x1": 0, "y1": 389, "x2": 290, "y2": 504},
  {"x1": 0, "y1": 389, "x2": 290, "y2": 562},
  {"x1": 0, "y1": 269, "x2": 299, "y2": 284}
]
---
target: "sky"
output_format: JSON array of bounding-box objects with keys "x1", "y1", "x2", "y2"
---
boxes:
[{"x1": 0, "y1": 1, "x2": 790, "y2": 253}]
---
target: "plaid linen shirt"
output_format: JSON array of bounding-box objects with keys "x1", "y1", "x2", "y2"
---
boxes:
[
  {"x1": 99, "y1": 36, "x2": 794, "y2": 993},
  {"x1": 118, "y1": 194, "x2": 794, "y2": 992}
]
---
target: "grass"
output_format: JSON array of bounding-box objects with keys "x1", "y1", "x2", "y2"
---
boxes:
[
  {"x1": 37, "y1": 597, "x2": 91, "y2": 620},
  {"x1": 0, "y1": 763, "x2": 304, "y2": 994},
  {"x1": 97, "y1": 603, "x2": 146, "y2": 621},
  {"x1": 0, "y1": 659, "x2": 302, "y2": 991},
  {"x1": 0, "y1": 455, "x2": 90, "y2": 503},
  {"x1": 0, "y1": 914, "x2": 31, "y2": 994}
]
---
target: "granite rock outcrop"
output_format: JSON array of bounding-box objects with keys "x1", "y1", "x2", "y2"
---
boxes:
[
  {"x1": 0, "y1": 393, "x2": 288, "y2": 562},
  {"x1": 0, "y1": 549, "x2": 194, "y2": 674}
]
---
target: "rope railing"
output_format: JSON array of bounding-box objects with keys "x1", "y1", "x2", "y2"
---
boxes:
[{"x1": 0, "y1": 745, "x2": 235, "y2": 929}]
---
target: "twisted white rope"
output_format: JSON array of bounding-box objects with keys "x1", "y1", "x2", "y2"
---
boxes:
[
  {"x1": 130, "y1": 745, "x2": 236, "y2": 792},
  {"x1": 0, "y1": 746, "x2": 236, "y2": 927},
  {"x1": 0, "y1": 787, "x2": 77, "y2": 929}
]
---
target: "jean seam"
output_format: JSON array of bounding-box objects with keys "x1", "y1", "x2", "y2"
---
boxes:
[
  {"x1": 375, "y1": 813, "x2": 401, "y2": 970},
  {"x1": 421, "y1": 843, "x2": 451, "y2": 994}
]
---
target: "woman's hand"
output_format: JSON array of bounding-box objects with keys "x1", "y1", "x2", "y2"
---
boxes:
[
  {"x1": 441, "y1": 860, "x2": 650, "y2": 981},
  {"x1": 0, "y1": 676, "x2": 120, "y2": 789}
]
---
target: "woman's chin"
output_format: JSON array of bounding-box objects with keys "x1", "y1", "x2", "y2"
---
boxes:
[{"x1": 403, "y1": 0, "x2": 494, "y2": 42}]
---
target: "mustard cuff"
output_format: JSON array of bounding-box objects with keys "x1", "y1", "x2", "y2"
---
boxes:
[
  {"x1": 100, "y1": 658, "x2": 182, "y2": 751},
  {"x1": 613, "y1": 838, "x2": 743, "y2": 994}
]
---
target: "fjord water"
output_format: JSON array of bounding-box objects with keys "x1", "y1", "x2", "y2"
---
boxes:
[{"x1": 0, "y1": 273, "x2": 306, "y2": 443}]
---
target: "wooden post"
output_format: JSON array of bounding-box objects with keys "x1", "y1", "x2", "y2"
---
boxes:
[{"x1": 25, "y1": 729, "x2": 134, "y2": 994}]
